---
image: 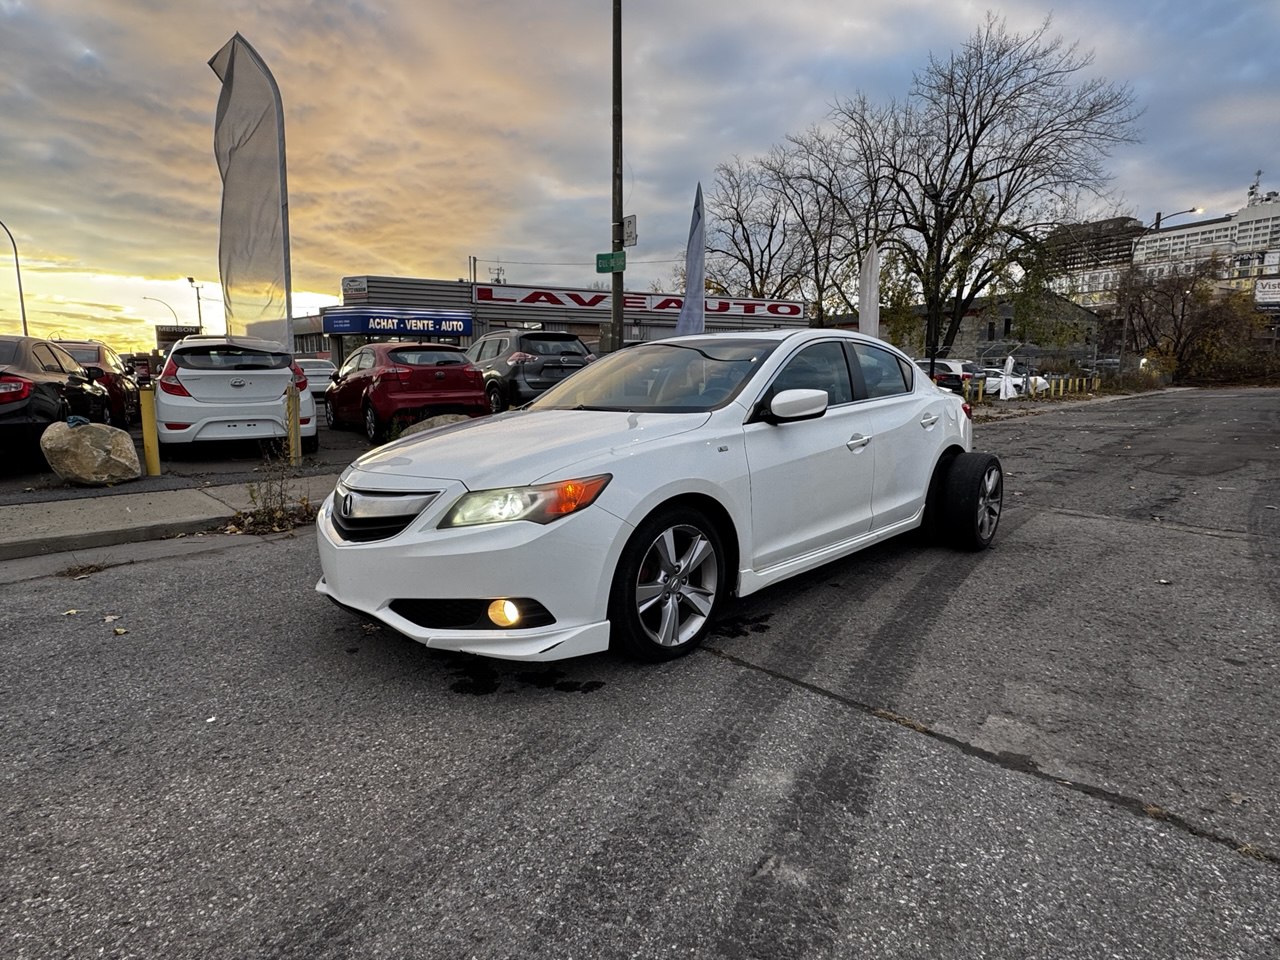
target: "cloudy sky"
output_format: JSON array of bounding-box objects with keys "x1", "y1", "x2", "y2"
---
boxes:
[{"x1": 1, "y1": 0, "x2": 1277, "y2": 351}]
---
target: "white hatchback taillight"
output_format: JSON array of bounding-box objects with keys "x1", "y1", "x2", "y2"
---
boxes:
[
  {"x1": 290, "y1": 361, "x2": 308, "y2": 393},
  {"x1": 158, "y1": 358, "x2": 191, "y2": 397}
]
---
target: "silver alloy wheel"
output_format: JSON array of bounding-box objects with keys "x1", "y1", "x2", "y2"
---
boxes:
[
  {"x1": 976, "y1": 462, "x2": 1003, "y2": 541},
  {"x1": 325, "y1": 400, "x2": 336, "y2": 429},
  {"x1": 632, "y1": 523, "x2": 720, "y2": 647},
  {"x1": 364, "y1": 405, "x2": 378, "y2": 442}
]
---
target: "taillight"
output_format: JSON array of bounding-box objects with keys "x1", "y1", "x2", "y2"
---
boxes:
[
  {"x1": 962, "y1": 402, "x2": 972, "y2": 420},
  {"x1": 290, "y1": 362, "x2": 308, "y2": 392},
  {"x1": 961, "y1": 372, "x2": 973, "y2": 380},
  {"x1": 585, "y1": 353, "x2": 597, "y2": 362},
  {"x1": 387, "y1": 365, "x2": 412, "y2": 382},
  {"x1": 0, "y1": 375, "x2": 33, "y2": 404},
  {"x1": 158, "y1": 358, "x2": 191, "y2": 397},
  {"x1": 507, "y1": 351, "x2": 537, "y2": 364}
]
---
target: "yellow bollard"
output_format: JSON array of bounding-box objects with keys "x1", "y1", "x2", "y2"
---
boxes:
[
  {"x1": 138, "y1": 383, "x2": 161, "y2": 476},
  {"x1": 286, "y1": 384, "x2": 301, "y2": 466}
]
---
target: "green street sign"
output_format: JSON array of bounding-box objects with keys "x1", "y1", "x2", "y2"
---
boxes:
[{"x1": 595, "y1": 251, "x2": 626, "y2": 274}]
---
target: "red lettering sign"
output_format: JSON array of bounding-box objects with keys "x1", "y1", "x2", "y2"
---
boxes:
[{"x1": 475, "y1": 286, "x2": 516, "y2": 303}]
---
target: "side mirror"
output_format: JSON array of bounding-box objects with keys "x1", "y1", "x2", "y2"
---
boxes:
[
  {"x1": 754, "y1": 388, "x2": 828, "y2": 425},
  {"x1": 83, "y1": 365, "x2": 106, "y2": 382},
  {"x1": 330, "y1": 371, "x2": 340, "y2": 382}
]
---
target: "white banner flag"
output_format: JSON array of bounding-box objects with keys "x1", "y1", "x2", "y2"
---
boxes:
[
  {"x1": 674, "y1": 183, "x2": 705, "y2": 336},
  {"x1": 858, "y1": 242, "x2": 880, "y2": 339}
]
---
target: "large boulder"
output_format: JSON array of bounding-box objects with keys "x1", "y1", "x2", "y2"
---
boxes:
[{"x1": 40, "y1": 422, "x2": 142, "y2": 486}]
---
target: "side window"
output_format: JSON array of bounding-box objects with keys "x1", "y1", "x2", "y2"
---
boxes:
[
  {"x1": 484, "y1": 337, "x2": 509, "y2": 361},
  {"x1": 853, "y1": 343, "x2": 910, "y2": 399},
  {"x1": 338, "y1": 350, "x2": 364, "y2": 378},
  {"x1": 771, "y1": 341, "x2": 853, "y2": 405},
  {"x1": 50, "y1": 345, "x2": 86, "y2": 375},
  {"x1": 105, "y1": 348, "x2": 125, "y2": 374},
  {"x1": 33, "y1": 344, "x2": 62, "y2": 372},
  {"x1": 355, "y1": 351, "x2": 375, "y2": 372}
]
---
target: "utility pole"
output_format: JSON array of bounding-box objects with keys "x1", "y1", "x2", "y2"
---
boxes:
[
  {"x1": 0, "y1": 217, "x2": 27, "y2": 336},
  {"x1": 609, "y1": 0, "x2": 624, "y2": 353}
]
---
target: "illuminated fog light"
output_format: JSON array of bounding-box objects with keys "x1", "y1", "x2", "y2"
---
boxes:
[{"x1": 488, "y1": 599, "x2": 521, "y2": 627}]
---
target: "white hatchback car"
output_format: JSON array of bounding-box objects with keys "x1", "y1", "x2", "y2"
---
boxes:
[
  {"x1": 316, "y1": 329, "x2": 1002, "y2": 663},
  {"x1": 155, "y1": 335, "x2": 318, "y2": 453}
]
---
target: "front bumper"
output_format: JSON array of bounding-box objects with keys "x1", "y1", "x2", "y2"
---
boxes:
[{"x1": 314, "y1": 487, "x2": 629, "y2": 662}]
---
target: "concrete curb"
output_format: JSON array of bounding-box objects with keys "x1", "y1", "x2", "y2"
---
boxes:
[{"x1": 0, "y1": 474, "x2": 340, "y2": 562}]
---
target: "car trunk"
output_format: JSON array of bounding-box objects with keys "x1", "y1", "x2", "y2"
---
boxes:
[
  {"x1": 172, "y1": 346, "x2": 292, "y2": 403},
  {"x1": 390, "y1": 350, "x2": 481, "y2": 394}
]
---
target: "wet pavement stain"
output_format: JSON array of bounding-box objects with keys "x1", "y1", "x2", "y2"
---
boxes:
[
  {"x1": 450, "y1": 662, "x2": 606, "y2": 696},
  {"x1": 710, "y1": 612, "x2": 773, "y2": 640}
]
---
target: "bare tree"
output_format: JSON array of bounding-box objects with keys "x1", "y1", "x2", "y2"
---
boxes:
[
  {"x1": 704, "y1": 156, "x2": 805, "y2": 301},
  {"x1": 827, "y1": 14, "x2": 1139, "y2": 362},
  {"x1": 1122, "y1": 257, "x2": 1266, "y2": 383}
]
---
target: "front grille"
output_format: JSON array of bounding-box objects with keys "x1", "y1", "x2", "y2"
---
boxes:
[
  {"x1": 389, "y1": 598, "x2": 556, "y2": 630},
  {"x1": 330, "y1": 484, "x2": 440, "y2": 543}
]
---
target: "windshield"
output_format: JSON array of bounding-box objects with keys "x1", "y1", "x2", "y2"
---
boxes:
[{"x1": 529, "y1": 339, "x2": 778, "y2": 412}]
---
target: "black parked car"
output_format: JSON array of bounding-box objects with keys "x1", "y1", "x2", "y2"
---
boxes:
[
  {"x1": 0, "y1": 335, "x2": 110, "y2": 461},
  {"x1": 464, "y1": 329, "x2": 595, "y2": 413}
]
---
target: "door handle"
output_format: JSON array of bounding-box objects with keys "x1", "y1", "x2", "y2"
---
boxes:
[
  {"x1": 920, "y1": 413, "x2": 939, "y2": 428},
  {"x1": 846, "y1": 433, "x2": 872, "y2": 450}
]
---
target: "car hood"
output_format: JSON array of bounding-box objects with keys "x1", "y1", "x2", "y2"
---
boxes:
[{"x1": 344, "y1": 409, "x2": 711, "y2": 488}]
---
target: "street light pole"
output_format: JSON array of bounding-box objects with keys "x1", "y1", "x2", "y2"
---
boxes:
[
  {"x1": 142, "y1": 296, "x2": 179, "y2": 324},
  {"x1": 186, "y1": 277, "x2": 204, "y2": 332},
  {"x1": 0, "y1": 217, "x2": 28, "y2": 336}
]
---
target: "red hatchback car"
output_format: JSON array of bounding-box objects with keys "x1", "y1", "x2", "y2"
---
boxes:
[{"x1": 325, "y1": 342, "x2": 487, "y2": 441}]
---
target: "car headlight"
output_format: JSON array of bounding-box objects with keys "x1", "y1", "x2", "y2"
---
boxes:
[{"x1": 440, "y1": 475, "x2": 612, "y2": 527}]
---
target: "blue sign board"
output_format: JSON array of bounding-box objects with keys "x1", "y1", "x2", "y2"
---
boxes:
[{"x1": 321, "y1": 306, "x2": 474, "y2": 337}]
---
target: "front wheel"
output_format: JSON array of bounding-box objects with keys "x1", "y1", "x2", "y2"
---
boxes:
[
  {"x1": 609, "y1": 506, "x2": 725, "y2": 661},
  {"x1": 943, "y1": 451, "x2": 1003, "y2": 550}
]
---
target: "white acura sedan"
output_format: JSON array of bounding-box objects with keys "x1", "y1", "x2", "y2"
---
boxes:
[{"x1": 315, "y1": 329, "x2": 1003, "y2": 663}]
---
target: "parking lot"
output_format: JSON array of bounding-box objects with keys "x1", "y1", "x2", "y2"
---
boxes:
[{"x1": 1, "y1": 388, "x2": 1278, "y2": 959}]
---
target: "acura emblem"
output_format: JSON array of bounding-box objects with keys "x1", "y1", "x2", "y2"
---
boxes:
[{"x1": 230, "y1": 377, "x2": 247, "y2": 388}]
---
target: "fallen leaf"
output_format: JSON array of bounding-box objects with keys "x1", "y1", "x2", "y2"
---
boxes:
[
  {"x1": 113, "y1": 627, "x2": 128, "y2": 636},
  {"x1": 1155, "y1": 579, "x2": 1172, "y2": 585},
  {"x1": 1227, "y1": 792, "x2": 1249, "y2": 806},
  {"x1": 103, "y1": 615, "x2": 121, "y2": 623},
  {"x1": 62, "y1": 609, "x2": 79, "y2": 616}
]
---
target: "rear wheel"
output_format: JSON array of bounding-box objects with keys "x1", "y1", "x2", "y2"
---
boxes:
[
  {"x1": 363, "y1": 403, "x2": 383, "y2": 443},
  {"x1": 943, "y1": 452, "x2": 1003, "y2": 550},
  {"x1": 302, "y1": 433, "x2": 319, "y2": 454},
  {"x1": 486, "y1": 384, "x2": 506, "y2": 415},
  {"x1": 325, "y1": 400, "x2": 338, "y2": 429},
  {"x1": 609, "y1": 506, "x2": 725, "y2": 661}
]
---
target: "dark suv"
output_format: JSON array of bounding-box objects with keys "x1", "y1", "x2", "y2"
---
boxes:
[
  {"x1": 54, "y1": 338, "x2": 140, "y2": 427},
  {"x1": 465, "y1": 329, "x2": 595, "y2": 413}
]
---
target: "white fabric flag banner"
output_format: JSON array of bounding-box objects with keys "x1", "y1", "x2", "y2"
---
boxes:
[
  {"x1": 858, "y1": 242, "x2": 881, "y2": 338},
  {"x1": 1000, "y1": 354, "x2": 1018, "y2": 400},
  {"x1": 674, "y1": 183, "x2": 705, "y2": 336},
  {"x1": 209, "y1": 33, "x2": 292, "y2": 342}
]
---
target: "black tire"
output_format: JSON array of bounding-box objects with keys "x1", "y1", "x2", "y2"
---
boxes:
[
  {"x1": 301, "y1": 433, "x2": 319, "y2": 454},
  {"x1": 920, "y1": 452, "x2": 956, "y2": 543},
  {"x1": 942, "y1": 451, "x2": 1003, "y2": 550},
  {"x1": 486, "y1": 384, "x2": 506, "y2": 415},
  {"x1": 363, "y1": 403, "x2": 383, "y2": 443},
  {"x1": 608, "y1": 506, "x2": 725, "y2": 661}
]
